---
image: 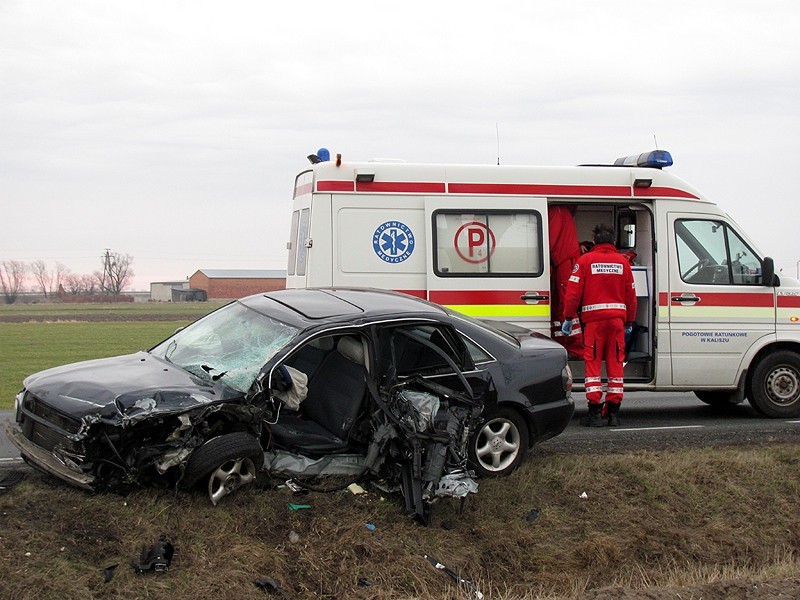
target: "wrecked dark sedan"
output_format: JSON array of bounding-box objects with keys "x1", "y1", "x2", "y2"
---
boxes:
[{"x1": 5, "y1": 288, "x2": 573, "y2": 523}]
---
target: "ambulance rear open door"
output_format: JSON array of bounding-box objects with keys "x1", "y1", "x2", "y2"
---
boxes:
[
  {"x1": 287, "y1": 170, "x2": 315, "y2": 289},
  {"x1": 424, "y1": 196, "x2": 552, "y2": 336}
]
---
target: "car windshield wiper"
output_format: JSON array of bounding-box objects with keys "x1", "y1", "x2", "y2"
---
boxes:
[
  {"x1": 164, "y1": 339, "x2": 178, "y2": 363},
  {"x1": 201, "y1": 364, "x2": 228, "y2": 381}
]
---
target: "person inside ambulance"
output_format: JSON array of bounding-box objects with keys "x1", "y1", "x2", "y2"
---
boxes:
[
  {"x1": 548, "y1": 205, "x2": 584, "y2": 359},
  {"x1": 561, "y1": 223, "x2": 637, "y2": 427}
]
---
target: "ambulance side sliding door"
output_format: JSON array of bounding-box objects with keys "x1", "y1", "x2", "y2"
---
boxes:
[{"x1": 424, "y1": 196, "x2": 550, "y2": 334}]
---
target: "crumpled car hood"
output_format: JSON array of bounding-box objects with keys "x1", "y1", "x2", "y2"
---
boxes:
[{"x1": 23, "y1": 351, "x2": 227, "y2": 423}]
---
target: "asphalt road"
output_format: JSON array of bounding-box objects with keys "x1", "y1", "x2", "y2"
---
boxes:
[
  {"x1": 538, "y1": 391, "x2": 800, "y2": 455},
  {"x1": 1, "y1": 392, "x2": 798, "y2": 467}
]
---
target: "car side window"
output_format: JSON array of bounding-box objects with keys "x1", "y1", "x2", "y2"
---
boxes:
[
  {"x1": 461, "y1": 337, "x2": 493, "y2": 364},
  {"x1": 675, "y1": 219, "x2": 762, "y2": 285},
  {"x1": 391, "y1": 324, "x2": 468, "y2": 376}
]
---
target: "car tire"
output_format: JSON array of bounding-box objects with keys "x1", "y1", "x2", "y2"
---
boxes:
[
  {"x1": 748, "y1": 351, "x2": 800, "y2": 418},
  {"x1": 181, "y1": 433, "x2": 264, "y2": 505},
  {"x1": 469, "y1": 407, "x2": 529, "y2": 478}
]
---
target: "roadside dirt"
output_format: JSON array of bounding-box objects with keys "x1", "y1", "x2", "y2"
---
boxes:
[{"x1": 583, "y1": 578, "x2": 800, "y2": 599}]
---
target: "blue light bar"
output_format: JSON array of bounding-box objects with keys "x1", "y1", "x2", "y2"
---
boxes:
[{"x1": 614, "y1": 150, "x2": 673, "y2": 168}]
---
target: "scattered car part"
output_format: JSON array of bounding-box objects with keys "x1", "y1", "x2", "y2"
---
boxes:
[
  {"x1": 424, "y1": 553, "x2": 483, "y2": 599},
  {"x1": 131, "y1": 534, "x2": 173, "y2": 574}
]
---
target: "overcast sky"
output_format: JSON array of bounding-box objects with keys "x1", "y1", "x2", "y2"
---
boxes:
[{"x1": 2, "y1": 1, "x2": 799, "y2": 290}]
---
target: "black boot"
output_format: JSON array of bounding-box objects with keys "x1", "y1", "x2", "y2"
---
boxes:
[
  {"x1": 581, "y1": 403, "x2": 605, "y2": 427},
  {"x1": 606, "y1": 402, "x2": 621, "y2": 426}
]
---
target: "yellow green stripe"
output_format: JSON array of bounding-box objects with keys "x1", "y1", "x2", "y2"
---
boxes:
[{"x1": 445, "y1": 304, "x2": 551, "y2": 318}]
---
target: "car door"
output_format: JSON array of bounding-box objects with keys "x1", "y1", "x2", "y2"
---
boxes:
[{"x1": 667, "y1": 213, "x2": 775, "y2": 386}]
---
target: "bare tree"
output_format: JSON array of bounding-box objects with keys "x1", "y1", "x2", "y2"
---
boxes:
[
  {"x1": 0, "y1": 260, "x2": 27, "y2": 304},
  {"x1": 64, "y1": 273, "x2": 98, "y2": 296},
  {"x1": 54, "y1": 262, "x2": 69, "y2": 295},
  {"x1": 96, "y1": 250, "x2": 134, "y2": 297},
  {"x1": 30, "y1": 260, "x2": 53, "y2": 298}
]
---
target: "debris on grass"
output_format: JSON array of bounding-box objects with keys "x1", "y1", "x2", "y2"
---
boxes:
[
  {"x1": 103, "y1": 564, "x2": 119, "y2": 583},
  {"x1": 424, "y1": 553, "x2": 483, "y2": 599},
  {"x1": 131, "y1": 533, "x2": 173, "y2": 574},
  {"x1": 525, "y1": 508, "x2": 541, "y2": 522},
  {"x1": 253, "y1": 577, "x2": 283, "y2": 595},
  {"x1": 287, "y1": 502, "x2": 311, "y2": 511},
  {"x1": 347, "y1": 483, "x2": 367, "y2": 495}
]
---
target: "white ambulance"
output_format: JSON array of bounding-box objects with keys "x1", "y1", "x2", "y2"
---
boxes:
[{"x1": 285, "y1": 150, "x2": 800, "y2": 418}]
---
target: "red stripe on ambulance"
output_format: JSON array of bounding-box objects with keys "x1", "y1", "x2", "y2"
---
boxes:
[
  {"x1": 447, "y1": 183, "x2": 632, "y2": 197},
  {"x1": 666, "y1": 291, "x2": 774, "y2": 307}
]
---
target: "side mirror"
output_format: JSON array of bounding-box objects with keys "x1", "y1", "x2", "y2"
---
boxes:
[{"x1": 761, "y1": 257, "x2": 778, "y2": 287}]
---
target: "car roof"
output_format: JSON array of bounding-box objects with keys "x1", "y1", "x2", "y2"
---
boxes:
[{"x1": 239, "y1": 287, "x2": 447, "y2": 328}]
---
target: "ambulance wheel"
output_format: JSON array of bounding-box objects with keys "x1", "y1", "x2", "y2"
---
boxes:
[
  {"x1": 469, "y1": 407, "x2": 529, "y2": 478},
  {"x1": 749, "y1": 351, "x2": 800, "y2": 418}
]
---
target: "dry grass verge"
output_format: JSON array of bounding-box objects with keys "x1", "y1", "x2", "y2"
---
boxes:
[{"x1": 1, "y1": 443, "x2": 798, "y2": 599}]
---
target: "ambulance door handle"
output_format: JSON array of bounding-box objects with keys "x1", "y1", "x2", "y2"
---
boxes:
[
  {"x1": 672, "y1": 294, "x2": 701, "y2": 304},
  {"x1": 520, "y1": 292, "x2": 548, "y2": 303}
]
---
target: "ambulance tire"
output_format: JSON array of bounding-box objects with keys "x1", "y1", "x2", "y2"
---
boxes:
[
  {"x1": 469, "y1": 407, "x2": 529, "y2": 478},
  {"x1": 749, "y1": 351, "x2": 800, "y2": 418}
]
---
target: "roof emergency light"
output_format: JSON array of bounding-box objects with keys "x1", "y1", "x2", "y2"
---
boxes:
[
  {"x1": 614, "y1": 150, "x2": 673, "y2": 168},
  {"x1": 307, "y1": 147, "x2": 332, "y2": 164}
]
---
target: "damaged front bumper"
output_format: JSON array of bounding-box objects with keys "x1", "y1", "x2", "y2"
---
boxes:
[{"x1": 3, "y1": 421, "x2": 95, "y2": 490}]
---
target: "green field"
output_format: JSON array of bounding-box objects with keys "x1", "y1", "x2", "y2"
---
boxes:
[{"x1": 0, "y1": 302, "x2": 224, "y2": 409}]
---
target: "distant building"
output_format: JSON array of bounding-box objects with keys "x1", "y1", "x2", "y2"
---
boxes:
[
  {"x1": 189, "y1": 269, "x2": 286, "y2": 300},
  {"x1": 150, "y1": 280, "x2": 190, "y2": 302}
]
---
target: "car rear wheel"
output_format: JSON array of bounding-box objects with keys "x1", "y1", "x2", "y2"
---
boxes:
[
  {"x1": 469, "y1": 407, "x2": 529, "y2": 478},
  {"x1": 749, "y1": 351, "x2": 800, "y2": 418},
  {"x1": 181, "y1": 433, "x2": 264, "y2": 505}
]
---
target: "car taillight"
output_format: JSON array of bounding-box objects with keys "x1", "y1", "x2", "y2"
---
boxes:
[{"x1": 562, "y1": 365, "x2": 573, "y2": 396}]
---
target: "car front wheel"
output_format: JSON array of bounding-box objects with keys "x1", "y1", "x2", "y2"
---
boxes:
[
  {"x1": 181, "y1": 433, "x2": 264, "y2": 505},
  {"x1": 469, "y1": 407, "x2": 529, "y2": 478}
]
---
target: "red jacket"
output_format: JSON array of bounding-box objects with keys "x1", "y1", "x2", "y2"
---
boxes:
[
  {"x1": 548, "y1": 206, "x2": 580, "y2": 268},
  {"x1": 562, "y1": 243, "x2": 637, "y2": 324}
]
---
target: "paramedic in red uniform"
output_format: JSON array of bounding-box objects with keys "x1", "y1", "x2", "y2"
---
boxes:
[
  {"x1": 548, "y1": 205, "x2": 583, "y2": 358},
  {"x1": 562, "y1": 224, "x2": 637, "y2": 426}
]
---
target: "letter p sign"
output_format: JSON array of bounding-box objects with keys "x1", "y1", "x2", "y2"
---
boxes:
[{"x1": 454, "y1": 221, "x2": 496, "y2": 264}]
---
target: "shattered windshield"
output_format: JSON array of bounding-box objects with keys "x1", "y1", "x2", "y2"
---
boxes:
[{"x1": 150, "y1": 302, "x2": 299, "y2": 393}]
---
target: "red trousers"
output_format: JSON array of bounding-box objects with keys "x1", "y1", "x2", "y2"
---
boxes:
[
  {"x1": 583, "y1": 318, "x2": 625, "y2": 405},
  {"x1": 551, "y1": 258, "x2": 584, "y2": 358}
]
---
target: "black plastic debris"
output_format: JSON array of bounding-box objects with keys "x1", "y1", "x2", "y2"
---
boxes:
[
  {"x1": 358, "y1": 577, "x2": 375, "y2": 587},
  {"x1": 254, "y1": 578, "x2": 284, "y2": 595},
  {"x1": 0, "y1": 470, "x2": 26, "y2": 495},
  {"x1": 525, "y1": 508, "x2": 541, "y2": 522},
  {"x1": 424, "y1": 553, "x2": 483, "y2": 599},
  {"x1": 103, "y1": 564, "x2": 119, "y2": 583},
  {"x1": 131, "y1": 533, "x2": 174, "y2": 574}
]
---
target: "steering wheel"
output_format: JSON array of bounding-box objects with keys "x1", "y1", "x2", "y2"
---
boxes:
[{"x1": 681, "y1": 258, "x2": 710, "y2": 280}]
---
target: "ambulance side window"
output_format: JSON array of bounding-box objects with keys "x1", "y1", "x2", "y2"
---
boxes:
[
  {"x1": 675, "y1": 219, "x2": 762, "y2": 286},
  {"x1": 295, "y1": 208, "x2": 310, "y2": 277},
  {"x1": 433, "y1": 210, "x2": 543, "y2": 276}
]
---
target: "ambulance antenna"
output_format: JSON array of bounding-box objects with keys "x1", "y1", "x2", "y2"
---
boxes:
[
  {"x1": 653, "y1": 134, "x2": 659, "y2": 150},
  {"x1": 496, "y1": 122, "x2": 501, "y2": 165}
]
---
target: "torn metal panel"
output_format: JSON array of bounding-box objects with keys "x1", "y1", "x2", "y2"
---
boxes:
[{"x1": 263, "y1": 451, "x2": 367, "y2": 477}]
